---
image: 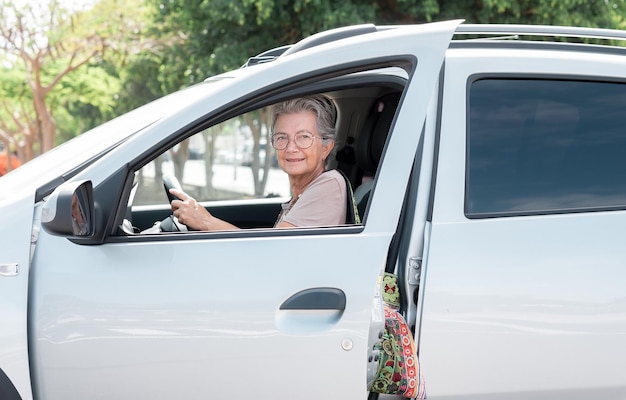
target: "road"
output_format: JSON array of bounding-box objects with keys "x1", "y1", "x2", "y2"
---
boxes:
[{"x1": 151, "y1": 159, "x2": 291, "y2": 198}]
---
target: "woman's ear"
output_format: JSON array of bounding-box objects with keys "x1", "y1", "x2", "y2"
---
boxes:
[{"x1": 322, "y1": 140, "x2": 335, "y2": 159}]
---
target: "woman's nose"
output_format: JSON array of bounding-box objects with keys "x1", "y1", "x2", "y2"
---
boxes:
[{"x1": 285, "y1": 137, "x2": 299, "y2": 151}]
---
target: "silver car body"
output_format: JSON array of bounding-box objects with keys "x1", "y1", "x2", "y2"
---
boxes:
[
  {"x1": 0, "y1": 21, "x2": 458, "y2": 399},
  {"x1": 3, "y1": 19, "x2": 626, "y2": 400}
]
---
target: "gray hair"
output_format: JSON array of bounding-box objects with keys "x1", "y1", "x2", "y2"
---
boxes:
[{"x1": 271, "y1": 95, "x2": 337, "y2": 142}]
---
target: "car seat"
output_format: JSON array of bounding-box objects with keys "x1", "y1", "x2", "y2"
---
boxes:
[{"x1": 354, "y1": 92, "x2": 401, "y2": 217}]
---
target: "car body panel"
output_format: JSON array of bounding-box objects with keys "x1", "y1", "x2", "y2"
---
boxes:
[
  {"x1": 0, "y1": 194, "x2": 35, "y2": 400},
  {"x1": 418, "y1": 46, "x2": 626, "y2": 398}
]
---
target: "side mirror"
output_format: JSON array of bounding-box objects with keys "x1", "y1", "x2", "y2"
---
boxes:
[{"x1": 42, "y1": 180, "x2": 95, "y2": 238}]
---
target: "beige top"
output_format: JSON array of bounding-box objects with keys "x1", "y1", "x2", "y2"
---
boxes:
[{"x1": 276, "y1": 170, "x2": 347, "y2": 227}]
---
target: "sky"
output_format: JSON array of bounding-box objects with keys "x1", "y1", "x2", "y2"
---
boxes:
[{"x1": 14, "y1": 0, "x2": 95, "y2": 11}]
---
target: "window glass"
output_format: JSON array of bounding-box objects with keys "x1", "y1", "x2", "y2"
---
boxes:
[
  {"x1": 133, "y1": 108, "x2": 289, "y2": 206},
  {"x1": 467, "y1": 79, "x2": 626, "y2": 216}
]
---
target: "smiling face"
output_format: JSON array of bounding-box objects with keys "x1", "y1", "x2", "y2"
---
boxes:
[{"x1": 274, "y1": 111, "x2": 334, "y2": 184}]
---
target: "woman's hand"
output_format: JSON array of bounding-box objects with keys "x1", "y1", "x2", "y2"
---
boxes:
[
  {"x1": 169, "y1": 189, "x2": 211, "y2": 230},
  {"x1": 169, "y1": 189, "x2": 240, "y2": 231}
]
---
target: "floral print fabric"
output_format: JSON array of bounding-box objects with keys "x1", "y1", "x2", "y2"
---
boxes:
[{"x1": 369, "y1": 274, "x2": 426, "y2": 399}]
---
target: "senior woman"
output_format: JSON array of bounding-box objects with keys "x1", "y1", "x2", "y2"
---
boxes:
[{"x1": 169, "y1": 95, "x2": 352, "y2": 230}]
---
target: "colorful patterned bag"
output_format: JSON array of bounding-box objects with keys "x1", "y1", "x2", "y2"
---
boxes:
[{"x1": 369, "y1": 273, "x2": 426, "y2": 399}]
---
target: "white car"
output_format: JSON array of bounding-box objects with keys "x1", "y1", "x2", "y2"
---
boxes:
[{"x1": 3, "y1": 20, "x2": 626, "y2": 399}]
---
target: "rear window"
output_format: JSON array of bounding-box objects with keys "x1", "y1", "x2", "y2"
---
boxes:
[{"x1": 467, "y1": 78, "x2": 626, "y2": 217}]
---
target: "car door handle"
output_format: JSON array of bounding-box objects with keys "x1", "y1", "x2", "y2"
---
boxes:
[
  {"x1": 0, "y1": 263, "x2": 18, "y2": 277},
  {"x1": 279, "y1": 287, "x2": 346, "y2": 310}
]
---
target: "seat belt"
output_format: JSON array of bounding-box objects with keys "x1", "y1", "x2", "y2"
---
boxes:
[{"x1": 335, "y1": 169, "x2": 361, "y2": 224}]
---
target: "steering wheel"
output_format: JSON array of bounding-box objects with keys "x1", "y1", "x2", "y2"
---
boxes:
[
  {"x1": 163, "y1": 174, "x2": 183, "y2": 202},
  {"x1": 160, "y1": 175, "x2": 188, "y2": 232}
]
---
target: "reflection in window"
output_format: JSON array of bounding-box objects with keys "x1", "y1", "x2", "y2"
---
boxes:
[
  {"x1": 133, "y1": 109, "x2": 290, "y2": 206},
  {"x1": 468, "y1": 79, "x2": 626, "y2": 216},
  {"x1": 71, "y1": 192, "x2": 89, "y2": 235}
]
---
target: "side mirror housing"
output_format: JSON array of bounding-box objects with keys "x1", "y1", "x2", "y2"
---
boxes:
[{"x1": 42, "y1": 180, "x2": 95, "y2": 239}]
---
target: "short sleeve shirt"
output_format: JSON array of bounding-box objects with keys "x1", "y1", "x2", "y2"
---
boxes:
[{"x1": 276, "y1": 170, "x2": 347, "y2": 227}]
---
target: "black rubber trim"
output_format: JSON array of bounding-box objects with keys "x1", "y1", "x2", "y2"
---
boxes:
[
  {"x1": 282, "y1": 24, "x2": 377, "y2": 56},
  {"x1": 0, "y1": 368, "x2": 22, "y2": 400}
]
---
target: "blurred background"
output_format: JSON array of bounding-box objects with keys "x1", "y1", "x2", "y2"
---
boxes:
[{"x1": 1, "y1": 0, "x2": 625, "y2": 178}]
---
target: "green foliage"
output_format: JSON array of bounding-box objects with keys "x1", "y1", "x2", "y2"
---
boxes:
[
  {"x1": 375, "y1": 0, "x2": 439, "y2": 23},
  {"x1": 0, "y1": 63, "x2": 30, "y2": 100},
  {"x1": 435, "y1": 0, "x2": 617, "y2": 27},
  {"x1": 114, "y1": 57, "x2": 160, "y2": 110},
  {"x1": 142, "y1": 0, "x2": 379, "y2": 87},
  {"x1": 0, "y1": 0, "x2": 153, "y2": 158},
  {"x1": 0, "y1": 58, "x2": 118, "y2": 145},
  {"x1": 53, "y1": 64, "x2": 122, "y2": 143},
  {"x1": 0, "y1": 62, "x2": 33, "y2": 133}
]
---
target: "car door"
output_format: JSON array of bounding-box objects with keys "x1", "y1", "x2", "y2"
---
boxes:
[
  {"x1": 27, "y1": 21, "x2": 459, "y2": 400},
  {"x1": 419, "y1": 47, "x2": 626, "y2": 398}
]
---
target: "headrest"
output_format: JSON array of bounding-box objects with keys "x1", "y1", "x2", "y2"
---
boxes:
[{"x1": 356, "y1": 92, "x2": 401, "y2": 174}]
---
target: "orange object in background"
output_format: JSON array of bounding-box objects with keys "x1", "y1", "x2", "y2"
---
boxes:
[{"x1": 0, "y1": 152, "x2": 20, "y2": 176}]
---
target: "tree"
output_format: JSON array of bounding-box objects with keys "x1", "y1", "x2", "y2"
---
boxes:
[
  {"x1": 243, "y1": 109, "x2": 273, "y2": 196},
  {"x1": 0, "y1": 0, "x2": 150, "y2": 163},
  {"x1": 432, "y1": 0, "x2": 619, "y2": 27}
]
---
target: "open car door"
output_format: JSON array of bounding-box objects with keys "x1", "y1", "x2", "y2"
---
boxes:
[{"x1": 28, "y1": 20, "x2": 460, "y2": 399}]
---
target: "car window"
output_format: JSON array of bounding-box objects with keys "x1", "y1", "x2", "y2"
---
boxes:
[
  {"x1": 467, "y1": 78, "x2": 626, "y2": 217},
  {"x1": 120, "y1": 71, "x2": 407, "y2": 234},
  {"x1": 133, "y1": 107, "x2": 289, "y2": 206}
]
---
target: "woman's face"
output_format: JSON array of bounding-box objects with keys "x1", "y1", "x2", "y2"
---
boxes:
[{"x1": 274, "y1": 111, "x2": 333, "y2": 180}]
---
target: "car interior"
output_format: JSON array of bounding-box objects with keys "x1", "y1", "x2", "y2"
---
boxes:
[{"x1": 118, "y1": 70, "x2": 405, "y2": 235}]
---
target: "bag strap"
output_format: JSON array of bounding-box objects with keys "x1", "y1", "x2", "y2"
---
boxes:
[{"x1": 335, "y1": 169, "x2": 361, "y2": 225}]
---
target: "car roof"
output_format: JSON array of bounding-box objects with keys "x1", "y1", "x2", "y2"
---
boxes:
[{"x1": 243, "y1": 21, "x2": 626, "y2": 69}]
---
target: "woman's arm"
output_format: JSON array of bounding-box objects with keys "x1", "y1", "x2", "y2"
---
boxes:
[
  {"x1": 275, "y1": 221, "x2": 296, "y2": 228},
  {"x1": 169, "y1": 189, "x2": 240, "y2": 231}
]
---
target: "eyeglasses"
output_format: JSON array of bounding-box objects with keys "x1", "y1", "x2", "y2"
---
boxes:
[{"x1": 270, "y1": 132, "x2": 326, "y2": 150}]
